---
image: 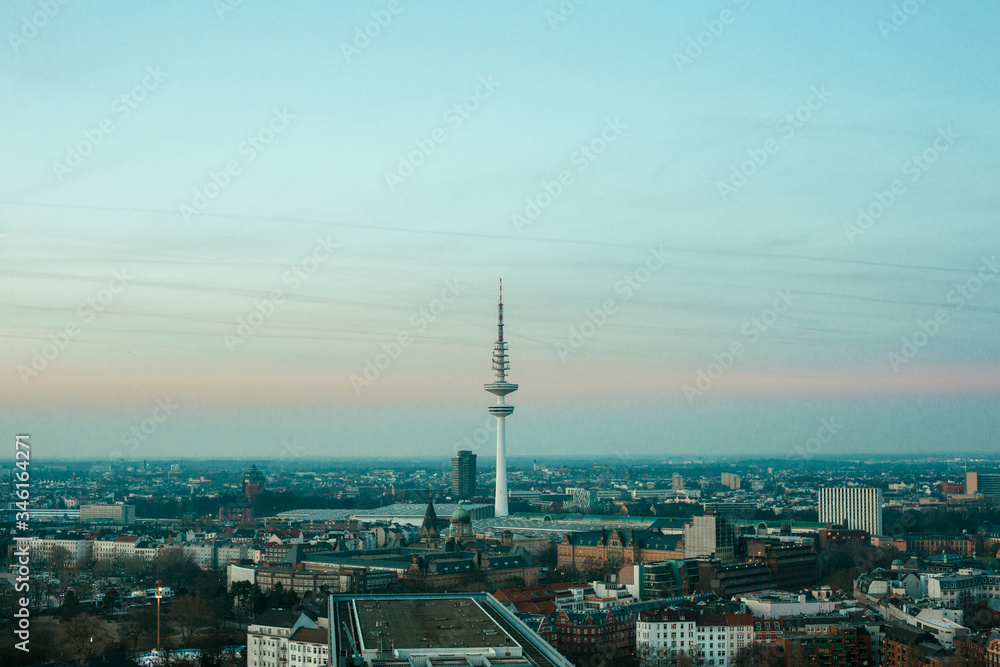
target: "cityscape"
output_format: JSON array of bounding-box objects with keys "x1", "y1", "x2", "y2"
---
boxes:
[{"x1": 3, "y1": 3, "x2": 1000, "y2": 667}]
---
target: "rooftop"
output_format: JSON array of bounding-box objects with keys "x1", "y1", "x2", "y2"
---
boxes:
[{"x1": 353, "y1": 597, "x2": 516, "y2": 652}]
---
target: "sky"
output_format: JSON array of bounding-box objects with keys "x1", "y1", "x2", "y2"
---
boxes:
[{"x1": 2, "y1": 2, "x2": 999, "y2": 462}]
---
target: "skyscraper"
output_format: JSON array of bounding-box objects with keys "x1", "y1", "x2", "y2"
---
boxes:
[
  {"x1": 451, "y1": 450, "x2": 477, "y2": 499},
  {"x1": 818, "y1": 487, "x2": 883, "y2": 536},
  {"x1": 484, "y1": 280, "x2": 517, "y2": 517}
]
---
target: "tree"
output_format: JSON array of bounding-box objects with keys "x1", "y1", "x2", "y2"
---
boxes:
[
  {"x1": 47, "y1": 546, "x2": 71, "y2": 579},
  {"x1": 101, "y1": 586, "x2": 121, "y2": 615},
  {"x1": 155, "y1": 548, "x2": 202, "y2": 588},
  {"x1": 172, "y1": 593, "x2": 210, "y2": 642},
  {"x1": 61, "y1": 589, "x2": 81, "y2": 620},
  {"x1": 120, "y1": 606, "x2": 157, "y2": 651},
  {"x1": 734, "y1": 643, "x2": 768, "y2": 667},
  {"x1": 61, "y1": 612, "x2": 112, "y2": 659}
]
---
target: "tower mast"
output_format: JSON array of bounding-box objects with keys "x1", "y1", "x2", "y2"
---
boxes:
[{"x1": 484, "y1": 279, "x2": 517, "y2": 517}]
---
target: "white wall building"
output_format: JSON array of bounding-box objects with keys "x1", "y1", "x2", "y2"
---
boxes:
[
  {"x1": 288, "y1": 627, "x2": 329, "y2": 667},
  {"x1": 818, "y1": 487, "x2": 883, "y2": 536},
  {"x1": 247, "y1": 609, "x2": 320, "y2": 667},
  {"x1": 637, "y1": 610, "x2": 754, "y2": 667},
  {"x1": 26, "y1": 535, "x2": 90, "y2": 566}
]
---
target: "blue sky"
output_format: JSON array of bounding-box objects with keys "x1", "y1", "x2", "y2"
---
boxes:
[{"x1": 2, "y1": 1, "x2": 999, "y2": 461}]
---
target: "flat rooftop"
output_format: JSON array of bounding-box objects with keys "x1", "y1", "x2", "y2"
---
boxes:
[{"x1": 353, "y1": 597, "x2": 517, "y2": 652}]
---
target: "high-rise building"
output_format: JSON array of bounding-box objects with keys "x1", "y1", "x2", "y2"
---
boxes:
[
  {"x1": 484, "y1": 279, "x2": 517, "y2": 517},
  {"x1": 721, "y1": 472, "x2": 742, "y2": 490},
  {"x1": 451, "y1": 450, "x2": 477, "y2": 499},
  {"x1": 818, "y1": 487, "x2": 883, "y2": 536},
  {"x1": 966, "y1": 471, "x2": 1000, "y2": 500}
]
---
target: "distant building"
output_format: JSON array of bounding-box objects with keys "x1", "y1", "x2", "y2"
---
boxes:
[
  {"x1": 966, "y1": 471, "x2": 1000, "y2": 501},
  {"x1": 697, "y1": 560, "x2": 776, "y2": 598},
  {"x1": 892, "y1": 534, "x2": 975, "y2": 557},
  {"x1": 80, "y1": 502, "x2": 135, "y2": 525},
  {"x1": 683, "y1": 515, "x2": 737, "y2": 561},
  {"x1": 451, "y1": 450, "x2": 477, "y2": 499},
  {"x1": 244, "y1": 465, "x2": 266, "y2": 503},
  {"x1": 618, "y1": 559, "x2": 700, "y2": 600},
  {"x1": 219, "y1": 502, "x2": 254, "y2": 523},
  {"x1": 818, "y1": 487, "x2": 883, "y2": 537},
  {"x1": 721, "y1": 473, "x2": 742, "y2": 490},
  {"x1": 747, "y1": 540, "x2": 817, "y2": 591},
  {"x1": 780, "y1": 625, "x2": 871, "y2": 667},
  {"x1": 558, "y1": 529, "x2": 684, "y2": 572},
  {"x1": 817, "y1": 525, "x2": 869, "y2": 551},
  {"x1": 672, "y1": 474, "x2": 684, "y2": 492}
]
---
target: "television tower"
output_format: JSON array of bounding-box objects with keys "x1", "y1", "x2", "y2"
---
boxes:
[{"x1": 484, "y1": 279, "x2": 517, "y2": 517}]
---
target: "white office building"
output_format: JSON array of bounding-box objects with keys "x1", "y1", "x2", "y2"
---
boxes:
[{"x1": 818, "y1": 487, "x2": 883, "y2": 536}]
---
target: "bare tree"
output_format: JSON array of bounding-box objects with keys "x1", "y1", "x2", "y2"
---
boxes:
[
  {"x1": 61, "y1": 612, "x2": 112, "y2": 659},
  {"x1": 172, "y1": 593, "x2": 210, "y2": 642}
]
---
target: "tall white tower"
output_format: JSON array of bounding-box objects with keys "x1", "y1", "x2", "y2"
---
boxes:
[{"x1": 484, "y1": 279, "x2": 517, "y2": 517}]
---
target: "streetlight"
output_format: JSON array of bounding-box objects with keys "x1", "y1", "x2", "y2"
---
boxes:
[{"x1": 155, "y1": 581, "x2": 163, "y2": 651}]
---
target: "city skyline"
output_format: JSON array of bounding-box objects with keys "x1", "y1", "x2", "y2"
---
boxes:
[{"x1": 2, "y1": 3, "x2": 999, "y2": 459}]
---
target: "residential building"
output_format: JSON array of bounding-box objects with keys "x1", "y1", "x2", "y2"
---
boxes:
[
  {"x1": 636, "y1": 610, "x2": 754, "y2": 667},
  {"x1": 247, "y1": 609, "x2": 320, "y2": 667},
  {"x1": 25, "y1": 534, "x2": 90, "y2": 567},
  {"x1": 288, "y1": 627, "x2": 329, "y2": 667}
]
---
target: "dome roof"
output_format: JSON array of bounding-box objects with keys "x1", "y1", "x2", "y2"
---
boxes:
[
  {"x1": 891, "y1": 559, "x2": 904, "y2": 566},
  {"x1": 450, "y1": 505, "x2": 471, "y2": 523},
  {"x1": 244, "y1": 465, "x2": 266, "y2": 483}
]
